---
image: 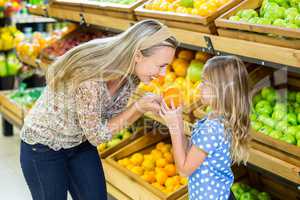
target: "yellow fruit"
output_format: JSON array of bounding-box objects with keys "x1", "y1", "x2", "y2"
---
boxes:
[
  {"x1": 197, "y1": 4, "x2": 210, "y2": 17},
  {"x1": 142, "y1": 171, "x2": 156, "y2": 183},
  {"x1": 167, "y1": 3, "x2": 176, "y2": 12},
  {"x1": 164, "y1": 72, "x2": 177, "y2": 83},
  {"x1": 156, "y1": 142, "x2": 166, "y2": 151},
  {"x1": 138, "y1": 82, "x2": 153, "y2": 92},
  {"x1": 165, "y1": 177, "x2": 176, "y2": 188},
  {"x1": 175, "y1": 77, "x2": 186, "y2": 88},
  {"x1": 151, "y1": 149, "x2": 163, "y2": 160},
  {"x1": 174, "y1": 184, "x2": 181, "y2": 190},
  {"x1": 193, "y1": 0, "x2": 206, "y2": 9},
  {"x1": 122, "y1": 158, "x2": 132, "y2": 167},
  {"x1": 163, "y1": 152, "x2": 174, "y2": 163},
  {"x1": 164, "y1": 164, "x2": 177, "y2": 177},
  {"x1": 97, "y1": 143, "x2": 106, "y2": 152},
  {"x1": 156, "y1": 158, "x2": 168, "y2": 168},
  {"x1": 172, "y1": 58, "x2": 189, "y2": 77},
  {"x1": 178, "y1": 50, "x2": 194, "y2": 61},
  {"x1": 155, "y1": 167, "x2": 166, "y2": 174},
  {"x1": 130, "y1": 153, "x2": 144, "y2": 166},
  {"x1": 152, "y1": 182, "x2": 165, "y2": 191},
  {"x1": 160, "y1": 144, "x2": 171, "y2": 153},
  {"x1": 144, "y1": 154, "x2": 154, "y2": 161},
  {"x1": 126, "y1": 164, "x2": 135, "y2": 170},
  {"x1": 155, "y1": 171, "x2": 168, "y2": 185},
  {"x1": 142, "y1": 159, "x2": 155, "y2": 171},
  {"x1": 159, "y1": 2, "x2": 169, "y2": 11},
  {"x1": 191, "y1": 8, "x2": 200, "y2": 15},
  {"x1": 180, "y1": 177, "x2": 188, "y2": 185},
  {"x1": 172, "y1": 176, "x2": 181, "y2": 184},
  {"x1": 131, "y1": 166, "x2": 144, "y2": 176},
  {"x1": 145, "y1": 3, "x2": 152, "y2": 9}
]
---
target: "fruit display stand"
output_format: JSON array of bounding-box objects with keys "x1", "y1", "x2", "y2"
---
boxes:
[
  {"x1": 104, "y1": 132, "x2": 189, "y2": 200},
  {"x1": 134, "y1": 0, "x2": 242, "y2": 33},
  {"x1": 215, "y1": 0, "x2": 300, "y2": 49}
]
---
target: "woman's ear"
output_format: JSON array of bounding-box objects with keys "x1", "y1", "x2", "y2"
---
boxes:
[{"x1": 135, "y1": 51, "x2": 144, "y2": 63}]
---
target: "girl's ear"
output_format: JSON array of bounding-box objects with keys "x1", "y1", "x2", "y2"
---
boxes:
[{"x1": 135, "y1": 51, "x2": 144, "y2": 63}]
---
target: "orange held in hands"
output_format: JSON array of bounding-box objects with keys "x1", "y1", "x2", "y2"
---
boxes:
[{"x1": 163, "y1": 87, "x2": 183, "y2": 108}]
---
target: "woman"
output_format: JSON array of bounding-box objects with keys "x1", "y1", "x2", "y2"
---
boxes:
[{"x1": 20, "y1": 20, "x2": 178, "y2": 200}]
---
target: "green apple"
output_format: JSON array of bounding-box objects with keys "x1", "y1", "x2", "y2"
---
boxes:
[
  {"x1": 273, "y1": 18, "x2": 287, "y2": 27},
  {"x1": 231, "y1": 183, "x2": 244, "y2": 199},
  {"x1": 269, "y1": 130, "x2": 283, "y2": 139},
  {"x1": 281, "y1": 134, "x2": 297, "y2": 144},
  {"x1": 249, "y1": 188, "x2": 260, "y2": 196},
  {"x1": 286, "y1": 126, "x2": 299, "y2": 136},
  {"x1": 274, "y1": 102, "x2": 287, "y2": 111},
  {"x1": 284, "y1": 7, "x2": 299, "y2": 18},
  {"x1": 258, "y1": 192, "x2": 271, "y2": 200},
  {"x1": 187, "y1": 60, "x2": 204, "y2": 83},
  {"x1": 296, "y1": 130, "x2": 300, "y2": 140},
  {"x1": 250, "y1": 113, "x2": 257, "y2": 121},
  {"x1": 272, "y1": 110, "x2": 287, "y2": 121},
  {"x1": 240, "y1": 9, "x2": 259, "y2": 20},
  {"x1": 229, "y1": 16, "x2": 241, "y2": 21},
  {"x1": 258, "y1": 115, "x2": 276, "y2": 127},
  {"x1": 261, "y1": 87, "x2": 277, "y2": 102},
  {"x1": 288, "y1": 91, "x2": 297, "y2": 101},
  {"x1": 295, "y1": 14, "x2": 300, "y2": 26},
  {"x1": 297, "y1": 140, "x2": 300, "y2": 147},
  {"x1": 107, "y1": 138, "x2": 122, "y2": 148},
  {"x1": 248, "y1": 16, "x2": 260, "y2": 23},
  {"x1": 257, "y1": 17, "x2": 272, "y2": 25},
  {"x1": 253, "y1": 94, "x2": 263, "y2": 106},
  {"x1": 259, "y1": 125, "x2": 273, "y2": 135},
  {"x1": 239, "y1": 192, "x2": 257, "y2": 200},
  {"x1": 255, "y1": 100, "x2": 273, "y2": 116},
  {"x1": 122, "y1": 131, "x2": 132, "y2": 140},
  {"x1": 269, "y1": 0, "x2": 289, "y2": 7},
  {"x1": 297, "y1": 113, "x2": 300, "y2": 123},
  {"x1": 275, "y1": 120, "x2": 288, "y2": 132},
  {"x1": 286, "y1": 23, "x2": 299, "y2": 28},
  {"x1": 252, "y1": 121, "x2": 263, "y2": 131},
  {"x1": 287, "y1": 113, "x2": 298, "y2": 125},
  {"x1": 264, "y1": 5, "x2": 285, "y2": 21}
]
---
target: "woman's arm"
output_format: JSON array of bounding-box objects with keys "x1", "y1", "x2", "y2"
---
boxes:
[{"x1": 160, "y1": 101, "x2": 207, "y2": 177}]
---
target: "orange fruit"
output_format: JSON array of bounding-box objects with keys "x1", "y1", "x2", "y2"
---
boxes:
[
  {"x1": 142, "y1": 159, "x2": 155, "y2": 171},
  {"x1": 142, "y1": 171, "x2": 156, "y2": 183},
  {"x1": 164, "y1": 164, "x2": 177, "y2": 177},
  {"x1": 160, "y1": 144, "x2": 171, "y2": 153},
  {"x1": 126, "y1": 164, "x2": 135, "y2": 170},
  {"x1": 163, "y1": 152, "x2": 174, "y2": 163},
  {"x1": 152, "y1": 182, "x2": 165, "y2": 191},
  {"x1": 144, "y1": 154, "x2": 154, "y2": 161},
  {"x1": 151, "y1": 2, "x2": 161, "y2": 10},
  {"x1": 180, "y1": 177, "x2": 188, "y2": 185},
  {"x1": 156, "y1": 158, "x2": 168, "y2": 168},
  {"x1": 152, "y1": 75, "x2": 165, "y2": 86},
  {"x1": 156, "y1": 142, "x2": 166, "y2": 151},
  {"x1": 131, "y1": 166, "x2": 144, "y2": 176},
  {"x1": 172, "y1": 176, "x2": 181, "y2": 184},
  {"x1": 178, "y1": 50, "x2": 194, "y2": 61},
  {"x1": 155, "y1": 167, "x2": 166, "y2": 175},
  {"x1": 172, "y1": 58, "x2": 189, "y2": 77},
  {"x1": 197, "y1": 4, "x2": 210, "y2": 17},
  {"x1": 195, "y1": 52, "x2": 211, "y2": 62},
  {"x1": 164, "y1": 72, "x2": 177, "y2": 83},
  {"x1": 130, "y1": 153, "x2": 144, "y2": 166},
  {"x1": 165, "y1": 177, "x2": 176, "y2": 188},
  {"x1": 151, "y1": 149, "x2": 163, "y2": 160},
  {"x1": 155, "y1": 171, "x2": 168, "y2": 185},
  {"x1": 163, "y1": 87, "x2": 183, "y2": 108}
]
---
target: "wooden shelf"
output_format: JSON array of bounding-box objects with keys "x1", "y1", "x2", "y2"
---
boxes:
[
  {"x1": 106, "y1": 181, "x2": 132, "y2": 200},
  {"x1": 27, "y1": 5, "x2": 49, "y2": 17}
]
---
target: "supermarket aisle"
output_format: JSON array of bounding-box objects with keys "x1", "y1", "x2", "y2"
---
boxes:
[{"x1": 0, "y1": 117, "x2": 115, "y2": 200}]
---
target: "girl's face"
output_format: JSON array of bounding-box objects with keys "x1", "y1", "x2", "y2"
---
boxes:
[
  {"x1": 134, "y1": 46, "x2": 175, "y2": 84},
  {"x1": 199, "y1": 76, "x2": 214, "y2": 106}
]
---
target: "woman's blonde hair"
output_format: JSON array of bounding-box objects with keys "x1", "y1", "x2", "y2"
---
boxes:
[
  {"x1": 203, "y1": 56, "x2": 251, "y2": 165},
  {"x1": 46, "y1": 20, "x2": 178, "y2": 90}
]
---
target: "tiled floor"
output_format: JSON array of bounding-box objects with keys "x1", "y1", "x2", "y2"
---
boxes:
[{"x1": 0, "y1": 117, "x2": 115, "y2": 200}]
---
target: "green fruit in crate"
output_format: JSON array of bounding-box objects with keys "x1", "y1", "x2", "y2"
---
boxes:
[
  {"x1": 275, "y1": 120, "x2": 288, "y2": 132},
  {"x1": 249, "y1": 188, "x2": 260, "y2": 196},
  {"x1": 296, "y1": 92, "x2": 300, "y2": 103},
  {"x1": 297, "y1": 140, "x2": 300, "y2": 147},
  {"x1": 281, "y1": 134, "x2": 297, "y2": 144},
  {"x1": 251, "y1": 121, "x2": 263, "y2": 131},
  {"x1": 261, "y1": 87, "x2": 276, "y2": 102},
  {"x1": 296, "y1": 130, "x2": 300, "y2": 140},
  {"x1": 250, "y1": 113, "x2": 257, "y2": 121},
  {"x1": 273, "y1": 18, "x2": 287, "y2": 26},
  {"x1": 122, "y1": 131, "x2": 132, "y2": 140},
  {"x1": 107, "y1": 138, "x2": 122, "y2": 148},
  {"x1": 269, "y1": 130, "x2": 283, "y2": 139},
  {"x1": 295, "y1": 15, "x2": 300, "y2": 26},
  {"x1": 284, "y1": 7, "x2": 298, "y2": 18},
  {"x1": 240, "y1": 192, "x2": 257, "y2": 200},
  {"x1": 253, "y1": 94, "x2": 263, "y2": 106},
  {"x1": 238, "y1": 9, "x2": 259, "y2": 20},
  {"x1": 286, "y1": 23, "x2": 299, "y2": 28},
  {"x1": 255, "y1": 100, "x2": 272, "y2": 116},
  {"x1": 249, "y1": 17, "x2": 260, "y2": 23},
  {"x1": 231, "y1": 183, "x2": 244, "y2": 199},
  {"x1": 272, "y1": 110, "x2": 286, "y2": 121},
  {"x1": 257, "y1": 17, "x2": 272, "y2": 25},
  {"x1": 258, "y1": 115, "x2": 276, "y2": 127},
  {"x1": 229, "y1": 16, "x2": 241, "y2": 21},
  {"x1": 179, "y1": 0, "x2": 193, "y2": 8},
  {"x1": 287, "y1": 113, "x2": 298, "y2": 125},
  {"x1": 264, "y1": 4, "x2": 285, "y2": 21},
  {"x1": 259, "y1": 125, "x2": 273, "y2": 135},
  {"x1": 286, "y1": 126, "x2": 299, "y2": 136},
  {"x1": 187, "y1": 60, "x2": 203, "y2": 83},
  {"x1": 258, "y1": 192, "x2": 271, "y2": 200}
]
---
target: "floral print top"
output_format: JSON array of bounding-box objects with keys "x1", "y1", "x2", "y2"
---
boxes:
[{"x1": 20, "y1": 76, "x2": 139, "y2": 151}]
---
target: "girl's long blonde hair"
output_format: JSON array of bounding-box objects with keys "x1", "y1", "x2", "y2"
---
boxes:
[
  {"x1": 46, "y1": 20, "x2": 178, "y2": 90},
  {"x1": 203, "y1": 56, "x2": 251, "y2": 165}
]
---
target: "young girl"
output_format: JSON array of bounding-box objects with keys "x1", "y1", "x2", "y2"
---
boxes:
[{"x1": 160, "y1": 56, "x2": 251, "y2": 200}]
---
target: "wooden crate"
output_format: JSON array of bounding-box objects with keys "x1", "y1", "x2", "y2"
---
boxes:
[
  {"x1": 215, "y1": 0, "x2": 300, "y2": 49},
  {"x1": 99, "y1": 127, "x2": 145, "y2": 158},
  {"x1": 0, "y1": 91, "x2": 27, "y2": 128},
  {"x1": 105, "y1": 133, "x2": 188, "y2": 200},
  {"x1": 134, "y1": 0, "x2": 242, "y2": 33},
  {"x1": 27, "y1": 4, "x2": 48, "y2": 16},
  {"x1": 51, "y1": 0, "x2": 146, "y2": 20}
]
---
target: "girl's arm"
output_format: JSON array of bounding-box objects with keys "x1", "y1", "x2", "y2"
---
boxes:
[{"x1": 160, "y1": 101, "x2": 207, "y2": 177}]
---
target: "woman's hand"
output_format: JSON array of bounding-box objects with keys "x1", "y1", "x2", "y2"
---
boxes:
[
  {"x1": 134, "y1": 93, "x2": 162, "y2": 115},
  {"x1": 159, "y1": 99, "x2": 184, "y2": 134}
]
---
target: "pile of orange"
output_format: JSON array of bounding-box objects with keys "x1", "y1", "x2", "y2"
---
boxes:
[
  {"x1": 117, "y1": 142, "x2": 188, "y2": 194},
  {"x1": 138, "y1": 50, "x2": 210, "y2": 107},
  {"x1": 145, "y1": 0, "x2": 231, "y2": 17}
]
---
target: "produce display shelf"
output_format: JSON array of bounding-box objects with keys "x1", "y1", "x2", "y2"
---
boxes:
[
  {"x1": 106, "y1": 181, "x2": 132, "y2": 200},
  {"x1": 30, "y1": 5, "x2": 300, "y2": 69},
  {"x1": 0, "y1": 91, "x2": 26, "y2": 128},
  {"x1": 17, "y1": 54, "x2": 50, "y2": 72}
]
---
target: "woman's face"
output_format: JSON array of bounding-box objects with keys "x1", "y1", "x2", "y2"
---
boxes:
[{"x1": 134, "y1": 46, "x2": 175, "y2": 84}]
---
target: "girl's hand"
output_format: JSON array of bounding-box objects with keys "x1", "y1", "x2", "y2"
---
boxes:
[
  {"x1": 134, "y1": 93, "x2": 162, "y2": 115},
  {"x1": 159, "y1": 99, "x2": 184, "y2": 133}
]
